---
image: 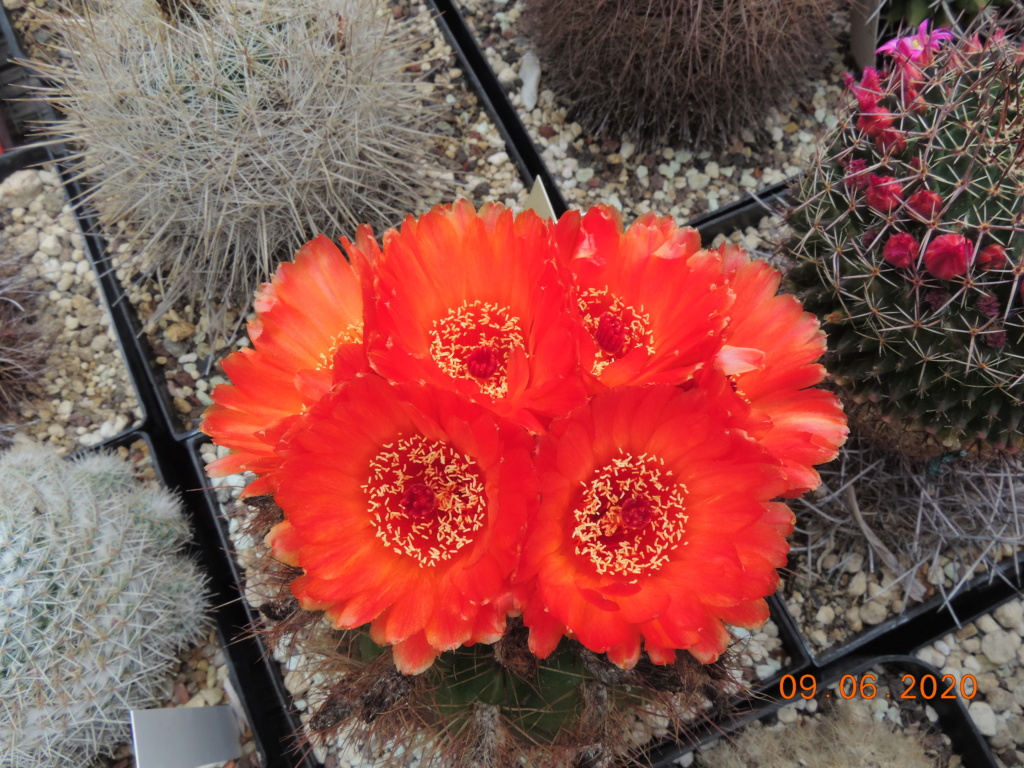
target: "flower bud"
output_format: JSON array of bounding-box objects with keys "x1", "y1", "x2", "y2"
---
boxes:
[
  {"x1": 865, "y1": 175, "x2": 904, "y2": 212},
  {"x1": 976, "y1": 243, "x2": 1008, "y2": 270},
  {"x1": 924, "y1": 234, "x2": 973, "y2": 280},
  {"x1": 844, "y1": 158, "x2": 870, "y2": 190},
  {"x1": 882, "y1": 232, "x2": 919, "y2": 268},
  {"x1": 907, "y1": 189, "x2": 943, "y2": 220}
]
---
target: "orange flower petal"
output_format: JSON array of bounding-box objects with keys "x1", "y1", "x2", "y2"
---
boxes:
[
  {"x1": 201, "y1": 234, "x2": 369, "y2": 487},
  {"x1": 555, "y1": 204, "x2": 733, "y2": 388},
  {"x1": 716, "y1": 247, "x2": 848, "y2": 496}
]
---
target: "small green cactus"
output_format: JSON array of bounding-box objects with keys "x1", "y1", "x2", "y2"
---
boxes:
[
  {"x1": 785, "y1": 17, "x2": 1024, "y2": 456},
  {"x1": 0, "y1": 444, "x2": 208, "y2": 768}
]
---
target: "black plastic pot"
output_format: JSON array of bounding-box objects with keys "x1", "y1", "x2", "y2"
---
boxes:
[{"x1": 0, "y1": 4, "x2": 49, "y2": 175}]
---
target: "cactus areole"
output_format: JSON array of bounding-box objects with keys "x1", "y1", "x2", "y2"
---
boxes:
[{"x1": 786, "y1": 19, "x2": 1024, "y2": 455}]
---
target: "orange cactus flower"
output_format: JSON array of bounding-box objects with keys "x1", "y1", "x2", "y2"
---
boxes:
[
  {"x1": 713, "y1": 245, "x2": 849, "y2": 497},
  {"x1": 552, "y1": 205, "x2": 733, "y2": 388},
  {"x1": 267, "y1": 374, "x2": 536, "y2": 674},
  {"x1": 343, "y1": 200, "x2": 588, "y2": 434},
  {"x1": 201, "y1": 234, "x2": 368, "y2": 497},
  {"x1": 517, "y1": 380, "x2": 793, "y2": 669}
]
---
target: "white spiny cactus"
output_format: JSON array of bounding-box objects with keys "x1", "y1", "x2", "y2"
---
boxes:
[
  {"x1": 32, "y1": 0, "x2": 442, "y2": 332},
  {"x1": 0, "y1": 444, "x2": 208, "y2": 768}
]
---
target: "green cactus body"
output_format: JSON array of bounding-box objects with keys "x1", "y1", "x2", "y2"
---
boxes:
[
  {"x1": 786, "y1": 22, "x2": 1024, "y2": 455},
  {"x1": 295, "y1": 621, "x2": 728, "y2": 768},
  {"x1": 0, "y1": 445, "x2": 208, "y2": 768}
]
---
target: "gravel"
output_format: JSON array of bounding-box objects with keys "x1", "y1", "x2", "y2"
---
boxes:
[
  {"x1": 916, "y1": 597, "x2": 1024, "y2": 766},
  {"x1": 0, "y1": 167, "x2": 142, "y2": 452}
]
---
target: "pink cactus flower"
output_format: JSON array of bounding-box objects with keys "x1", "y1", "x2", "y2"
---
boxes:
[{"x1": 877, "y1": 21, "x2": 955, "y2": 63}]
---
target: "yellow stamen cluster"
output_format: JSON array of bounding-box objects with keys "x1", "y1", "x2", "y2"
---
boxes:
[
  {"x1": 577, "y1": 287, "x2": 656, "y2": 375},
  {"x1": 315, "y1": 322, "x2": 364, "y2": 370},
  {"x1": 572, "y1": 451, "x2": 687, "y2": 579},
  {"x1": 428, "y1": 300, "x2": 525, "y2": 398},
  {"x1": 364, "y1": 434, "x2": 486, "y2": 568}
]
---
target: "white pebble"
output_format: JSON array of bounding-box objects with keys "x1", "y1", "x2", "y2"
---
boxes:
[
  {"x1": 519, "y1": 51, "x2": 540, "y2": 112},
  {"x1": 969, "y1": 701, "x2": 999, "y2": 737},
  {"x1": 38, "y1": 234, "x2": 63, "y2": 257}
]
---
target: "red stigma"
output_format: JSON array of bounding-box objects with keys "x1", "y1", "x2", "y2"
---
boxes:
[
  {"x1": 595, "y1": 311, "x2": 627, "y2": 355},
  {"x1": 466, "y1": 345, "x2": 500, "y2": 379},
  {"x1": 401, "y1": 483, "x2": 436, "y2": 519},
  {"x1": 620, "y1": 496, "x2": 654, "y2": 529}
]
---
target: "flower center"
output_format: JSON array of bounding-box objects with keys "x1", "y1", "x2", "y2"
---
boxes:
[
  {"x1": 466, "y1": 345, "x2": 500, "y2": 379},
  {"x1": 577, "y1": 288, "x2": 656, "y2": 375},
  {"x1": 315, "y1": 321, "x2": 364, "y2": 370},
  {"x1": 429, "y1": 300, "x2": 525, "y2": 398},
  {"x1": 364, "y1": 435, "x2": 487, "y2": 568},
  {"x1": 401, "y1": 483, "x2": 436, "y2": 520},
  {"x1": 572, "y1": 452, "x2": 687, "y2": 579}
]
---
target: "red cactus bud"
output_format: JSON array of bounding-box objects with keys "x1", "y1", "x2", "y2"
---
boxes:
[
  {"x1": 907, "y1": 189, "x2": 943, "y2": 220},
  {"x1": 857, "y1": 108, "x2": 894, "y2": 138},
  {"x1": 894, "y1": 60, "x2": 925, "y2": 104},
  {"x1": 984, "y1": 330, "x2": 1007, "y2": 349},
  {"x1": 844, "y1": 158, "x2": 870, "y2": 190},
  {"x1": 882, "y1": 232, "x2": 919, "y2": 268},
  {"x1": 850, "y1": 67, "x2": 884, "y2": 112},
  {"x1": 924, "y1": 234, "x2": 974, "y2": 280},
  {"x1": 861, "y1": 67, "x2": 882, "y2": 94},
  {"x1": 976, "y1": 244, "x2": 1008, "y2": 270},
  {"x1": 862, "y1": 229, "x2": 880, "y2": 247},
  {"x1": 865, "y1": 175, "x2": 904, "y2": 212},
  {"x1": 875, "y1": 127, "x2": 907, "y2": 154}
]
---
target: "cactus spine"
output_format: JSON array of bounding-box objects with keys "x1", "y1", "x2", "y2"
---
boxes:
[{"x1": 0, "y1": 444, "x2": 208, "y2": 768}]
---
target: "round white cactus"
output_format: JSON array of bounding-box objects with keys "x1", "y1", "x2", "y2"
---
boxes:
[{"x1": 0, "y1": 444, "x2": 208, "y2": 768}]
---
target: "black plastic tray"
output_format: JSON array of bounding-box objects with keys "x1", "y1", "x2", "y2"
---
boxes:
[{"x1": 0, "y1": 3, "x2": 49, "y2": 175}]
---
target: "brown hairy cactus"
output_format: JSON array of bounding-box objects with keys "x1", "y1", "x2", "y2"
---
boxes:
[{"x1": 522, "y1": 0, "x2": 838, "y2": 146}]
